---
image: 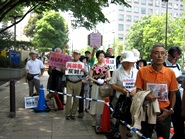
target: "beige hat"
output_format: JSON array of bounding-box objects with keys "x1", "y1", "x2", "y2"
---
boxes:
[
  {"x1": 73, "y1": 49, "x2": 80, "y2": 54},
  {"x1": 121, "y1": 51, "x2": 137, "y2": 63},
  {"x1": 29, "y1": 50, "x2": 37, "y2": 55},
  {"x1": 132, "y1": 48, "x2": 140, "y2": 60}
]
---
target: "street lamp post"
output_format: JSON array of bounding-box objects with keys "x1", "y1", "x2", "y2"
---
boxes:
[
  {"x1": 9, "y1": 15, "x2": 22, "y2": 49},
  {"x1": 162, "y1": 0, "x2": 169, "y2": 48}
]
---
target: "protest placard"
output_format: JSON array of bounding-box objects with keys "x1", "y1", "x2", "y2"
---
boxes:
[
  {"x1": 48, "y1": 52, "x2": 72, "y2": 68},
  {"x1": 24, "y1": 96, "x2": 39, "y2": 109},
  {"x1": 104, "y1": 58, "x2": 116, "y2": 71},
  {"x1": 65, "y1": 62, "x2": 84, "y2": 75},
  {"x1": 89, "y1": 32, "x2": 102, "y2": 48}
]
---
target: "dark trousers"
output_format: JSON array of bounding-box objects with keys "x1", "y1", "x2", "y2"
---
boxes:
[
  {"x1": 28, "y1": 78, "x2": 40, "y2": 96},
  {"x1": 79, "y1": 83, "x2": 84, "y2": 114},
  {"x1": 171, "y1": 90, "x2": 185, "y2": 139},
  {"x1": 51, "y1": 69, "x2": 64, "y2": 103},
  {"x1": 141, "y1": 113, "x2": 171, "y2": 139}
]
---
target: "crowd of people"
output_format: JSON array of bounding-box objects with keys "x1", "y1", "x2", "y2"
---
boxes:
[{"x1": 25, "y1": 44, "x2": 185, "y2": 139}]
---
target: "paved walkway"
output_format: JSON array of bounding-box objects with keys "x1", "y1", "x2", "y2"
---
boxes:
[{"x1": 0, "y1": 72, "x2": 106, "y2": 139}]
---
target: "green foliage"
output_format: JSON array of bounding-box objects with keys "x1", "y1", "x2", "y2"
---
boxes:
[
  {"x1": 0, "y1": 29, "x2": 14, "y2": 50},
  {"x1": 111, "y1": 38, "x2": 124, "y2": 56},
  {"x1": 23, "y1": 14, "x2": 43, "y2": 38},
  {"x1": 125, "y1": 14, "x2": 185, "y2": 60},
  {"x1": 0, "y1": 56, "x2": 25, "y2": 68},
  {"x1": 0, "y1": 0, "x2": 129, "y2": 31},
  {"x1": 0, "y1": 56, "x2": 9, "y2": 67},
  {"x1": 33, "y1": 11, "x2": 68, "y2": 49}
]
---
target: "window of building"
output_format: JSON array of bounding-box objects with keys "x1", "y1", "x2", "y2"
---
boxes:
[
  {"x1": 118, "y1": 14, "x2": 124, "y2": 20},
  {"x1": 155, "y1": 1, "x2": 160, "y2": 7},
  {"x1": 161, "y1": 3, "x2": 166, "y2": 8},
  {"x1": 126, "y1": 7, "x2": 132, "y2": 12},
  {"x1": 180, "y1": 4, "x2": 183, "y2": 10},
  {"x1": 141, "y1": 7, "x2": 146, "y2": 14},
  {"x1": 118, "y1": 34, "x2": 124, "y2": 41},
  {"x1": 141, "y1": 0, "x2": 146, "y2": 4},
  {"x1": 118, "y1": 5, "x2": 124, "y2": 11},
  {"x1": 134, "y1": 6, "x2": 139, "y2": 13},
  {"x1": 155, "y1": 9, "x2": 159, "y2": 14},
  {"x1": 134, "y1": 0, "x2": 139, "y2": 3},
  {"x1": 133, "y1": 16, "x2": 139, "y2": 22},
  {"x1": 168, "y1": 3, "x2": 172, "y2": 8},
  {"x1": 148, "y1": 8, "x2": 153, "y2": 14},
  {"x1": 126, "y1": 24, "x2": 131, "y2": 31},
  {"x1": 148, "y1": 0, "x2": 153, "y2": 6},
  {"x1": 174, "y1": 13, "x2": 178, "y2": 18},
  {"x1": 118, "y1": 24, "x2": 124, "y2": 31},
  {"x1": 126, "y1": 15, "x2": 132, "y2": 21},
  {"x1": 174, "y1": 4, "x2": 178, "y2": 9}
]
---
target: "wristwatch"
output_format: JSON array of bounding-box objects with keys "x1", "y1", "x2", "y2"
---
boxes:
[{"x1": 169, "y1": 108, "x2": 174, "y2": 114}]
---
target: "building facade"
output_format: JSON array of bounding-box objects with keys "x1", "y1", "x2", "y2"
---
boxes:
[{"x1": 96, "y1": 0, "x2": 184, "y2": 48}]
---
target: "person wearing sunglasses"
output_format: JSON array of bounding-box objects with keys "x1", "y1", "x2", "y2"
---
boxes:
[{"x1": 164, "y1": 46, "x2": 185, "y2": 139}]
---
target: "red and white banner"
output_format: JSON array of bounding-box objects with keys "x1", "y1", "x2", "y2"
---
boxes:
[
  {"x1": 65, "y1": 62, "x2": 84, "y2": 75},
  {"x1": 104, "y1": 58, "x2": 116, "y2": 71}
]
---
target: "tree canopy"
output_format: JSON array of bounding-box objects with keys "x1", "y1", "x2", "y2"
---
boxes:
[
  {"x1": 0, "y1": 0, "x2": 129, "y2": 33},
  {"x1": 125, "y1": 14, "x2": 185, "y2": 60},
  {"x1": 32, "y1": 11, "x2": 68, "y2": 49}
]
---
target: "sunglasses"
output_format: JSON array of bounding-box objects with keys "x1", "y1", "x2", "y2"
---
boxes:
[{"x1": 170, "y1": 54, "x2": 181, "y2": 60}]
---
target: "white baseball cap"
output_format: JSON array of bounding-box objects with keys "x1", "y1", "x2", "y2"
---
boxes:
[{"x1": 121, "y1": 51, "x2": 137, "y2": 63}]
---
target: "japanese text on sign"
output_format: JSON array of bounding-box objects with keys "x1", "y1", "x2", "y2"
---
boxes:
[
  {"x1": 65, "y1": 62, "x2": 84, "y2": 75},
  {"x1": 48, "y1": 52, "x2": 72, "y2": 68},
  {"x1": 104, "y1": 58, "x2": 116, "y2": 71},
  {"x1": 89, "y1": 32, "x2": 102, "y2": 48},
  {"x1": 123, "y1": 78, "x2": 136, "y2": 92},
  {"x1": 24, "y1": 96, "x2": 39, "y2": 109}
]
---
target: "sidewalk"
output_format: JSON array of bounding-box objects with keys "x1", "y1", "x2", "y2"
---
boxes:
[{"x1": 0, "y1": 72, "x2": 106, "y2": 139}]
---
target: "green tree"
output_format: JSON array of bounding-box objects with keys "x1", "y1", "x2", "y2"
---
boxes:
[
  {"x1": 111, "y1": 38, "x2": 124, "y2": 57},
  {"x1": 33, "y1": 11, "x2": 68, "y2": 49},
  {"x1": 125, "y1": 14, "x2": 185, "y2": 60},
  {"x1": 0, "y1": 0, "x2": 129, "y2": 33},
  {"x1": 0, "y1": 29, "x2": 13, "y2": 50},
  {"x1": 23, "y1": 14, "x2": 43, "y2": 38}
]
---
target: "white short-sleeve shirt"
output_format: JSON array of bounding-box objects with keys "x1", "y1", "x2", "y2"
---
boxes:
[
  {"x1": 109, "y1": 66, "x2": 138, "y2": 98},
  {"x1": 26, "y1": 59, "x2": 45, "y2": 74}
]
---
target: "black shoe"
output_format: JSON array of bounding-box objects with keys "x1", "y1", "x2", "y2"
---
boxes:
[
  {"x1": 126, "y1": 132, "x2": 133, "y2": 138},
  {"x1": 70, "y1": 115, "x2": 75, "y2": 120},
  {"x1": 66, "y1": 116, "x2": 70, "y2": 120}
]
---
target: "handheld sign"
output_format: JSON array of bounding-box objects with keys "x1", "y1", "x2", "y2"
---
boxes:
[
  {"x1": 104, "y1": 58, "x2": 116, "y2": 71},
  {"x1": 89, "y1": 32, "x2": 102, "y2": 48},
  {"x1": 65, "y1": 62, "x2": 84, "y2": 75},
  {"x1": 48, "y1": 52, "x2": 72, "y2": 68}
]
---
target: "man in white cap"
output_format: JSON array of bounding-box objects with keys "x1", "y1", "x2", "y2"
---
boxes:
[
  {"x1": 26, "y1": 50, "x2": 45, "y2": 96},
  {"x1": 63, "y1": 50, "x2": 87, "y2": 120}
]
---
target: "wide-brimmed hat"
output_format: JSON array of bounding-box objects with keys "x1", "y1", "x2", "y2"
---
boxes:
[
  {"x1": 29, "y1": 50, "x2": 37, "y2": 55},
  {"x1": 132, "y1": 48, "x2": 140, "y2": 61},
  {"x1": 73, "y1": 49, "x2": 80, "y2": 54},
  {"x1": 121, "y1": 51, "x2": 137, "y2": 63}
]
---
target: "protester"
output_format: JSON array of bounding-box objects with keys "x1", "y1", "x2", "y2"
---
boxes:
[
  {"x1": 106, "y1": 47, "x2": 114, "y2": 58},
  {"x1": 48, "y1": 48, "x2": 65, "y2": 105},
  {"x1": 78, "y1": 56, "x2": 91, "y2": 118},
  {"x1": 164, "y1": 46, "x2": 185, "y2": 139},
  {"x1": 132, "y1": 48, "x2": 140, "y2": 69},
  {"x1": 135, "y1": 44, "x2": 178, "y2": 139},
  {"x1": 85, "y1": 45, "x2": 98, "y2": 67},
  {"x1": 110, "y1": 51, "x2": 138, "y2": 139},
  {"x1": 181, "y1": 80, "x2": 185, "y2": 118},
  {"x1": 65, "y1": 50, "x2": 87, "y2": 120},
  {"x1": 136, "y1": 59, "x2": 147, "y2": 69},
  {"x1": 26, "y1": 50, "x2": 45, "y2": 96},
  {"x1": 116, "y1": 55, "x2": 121, "y2": 69},
  {"x1": 39, "y1": 52, "x2": 46, "y2": 64},
  {"x1": 89, "y1": 50, "x2": 111, "y2": 127}
]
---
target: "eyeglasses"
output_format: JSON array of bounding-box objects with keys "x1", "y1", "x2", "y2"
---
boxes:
[{"x1": 170, "y1": 54, "x2": 181, "y2": 60}]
